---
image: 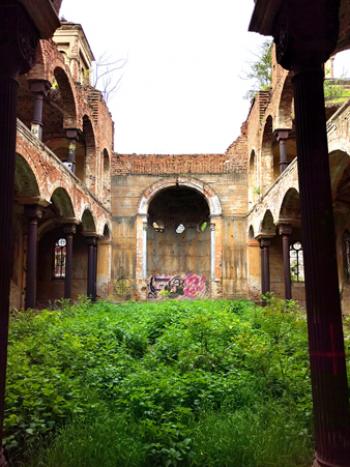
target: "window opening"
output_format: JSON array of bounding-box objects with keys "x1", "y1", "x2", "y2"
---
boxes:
[
  {"x1": 54, "y1": 238, "x2": 67, "y2": 278},
  {"x1": 175, "y1": 224, "x2": 186, "y2": 234},
  {"x1": 290, "y1": 241, "x2": 304, "y2": 282},
  {"x1": 152, "y1": 221, "x2": 165, "y2": 232},
  {"x1": 199, "y1": 221, "x2": 208, "y2": 232}
]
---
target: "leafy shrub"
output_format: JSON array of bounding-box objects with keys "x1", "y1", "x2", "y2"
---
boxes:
[{"x1": 5, "y1": 298, "x2": 316, "y2": 466}]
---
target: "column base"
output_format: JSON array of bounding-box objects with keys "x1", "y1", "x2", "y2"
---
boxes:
[{"x1": 210, "y1": 280, "x2": 222, "y2": 298}]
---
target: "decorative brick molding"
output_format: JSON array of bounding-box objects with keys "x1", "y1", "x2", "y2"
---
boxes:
[{"x1": 137, "y1": 176, "x2": 222, "y2": 217}]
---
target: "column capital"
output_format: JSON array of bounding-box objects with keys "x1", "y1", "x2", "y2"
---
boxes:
[
  {"x1": 256, "y1": 232, "x2": 274, "y2": 242},
  {"x1": 63, "y1": 224, "x2": 77, "y2": 236},
  {"x1": 85, "y1": 235, "x2": 97, "y2": 246},
  {"x1": 257, "y1": 236, "x2": 272, "y2": 248},
  {"x1": 65, "y1": 128, "x2": 81, "y2": 141},
  {"x1": 0, "y1": 3, "x2": 39, "y2": 78},
  {"x1": 24, "y1": 204, "x2": 43, "y2": 221},
  {"x1": 28, "y1": 79, "x2": 51, "y2": 95},
  {"x1": 274, "y1": 129, "x2": 290, "y2": 142},
  {"x1": 273, "y1": 1, "x2": 340, "y2": 71},
  {"x1": 278, "y1": 223, "x2": 293, "y2": 236}
]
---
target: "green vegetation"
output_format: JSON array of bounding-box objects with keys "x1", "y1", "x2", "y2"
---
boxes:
[
  {"x1": 5, "y1": 298, "x2": 317, "y2": 466},
  {"x1": 324, "y1": 79, "x2": 350, "y2": 105},
  {"x1": 243, "y1": 40, "x2": 273, "y2": 100}
]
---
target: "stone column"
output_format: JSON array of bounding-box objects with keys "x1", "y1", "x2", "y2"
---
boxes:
[
  {"x1": 29, "y1": 79, "x2": 50, "y2": 140},
  {"x1": 293, "y1": 63, "x2": 350, "y2": 467},
  {"x1": 259, "y1": 237, "x2": 271, "y2": 296},
  {"x1": 0, "y1": 4, "x2": 39, "y2": 463},
  {"x1": 273, "y1": 3, "x2": 350, "y2": 464},
  {"x1": 93, "y1": 239, "x2": 98, "y2": 301},
  {"x1": 142, "y1": 220, "x2": 148, "y2": 279},
  {"x1": 96, "y1": 236, "x2": 112, "y2": 298},
  {"x1": 86, "y1": 236, "x2": 96, "y2": 300},
  {"x1": 247, "y1": 236, "x2": 261, "y2": 299},
  {"x1": 24, "y1": 206, "x2": 43, "y2": 309},
  {"x1": 210, "y1": 215, "x2": 223, "y2": 297},
  {"x1": 275, "y1": 129, "x2": 290, "y2": 173},
  {"x1": 278, "y1": 224, "x2": 292, "y2": 300},
  {"x1": 210, "y1": 222, "x2": 216, "y2": 281},
  {"x1": 135, "y1": 214, "x2": 148, "y2": 298},
  {"x1": 65, "y1": 129, "x2": 80, "y2": 174},
  {"x1": 63, "y1": 225, "x2": 76, "y2": 300}
]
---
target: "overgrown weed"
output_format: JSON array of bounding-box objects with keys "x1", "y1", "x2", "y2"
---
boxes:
[{"x1": 5, "y1": 298, "x2": 316, "y2": 466}]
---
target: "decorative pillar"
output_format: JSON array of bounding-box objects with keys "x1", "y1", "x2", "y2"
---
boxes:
[
  {"x1": 210, "y1": 222, "x2": 216, "y2": 281},
  {"x1": 0, "y1": 5, "x2": 39, "y2": 463},
  {"x1": 63, "y1": 225, "x2": 76, "y2": 300},
  {"x1": 93, "y1": 238, "x2": 98, "y2": 301},
  {"x1": 86, "y1": 236, "x2": 96, "y2": 300},
  {"x1": 278, "y1": 224, "x2": 292, "y2": 300},
  {"x1": 29, "y1": 79, "x2": 50, "y2": 140},
  {"x1": 96, "y1": 235, "x2": 112, "y2": 298},
  {"x1": 247, "y1": 235, "x2": 261, "y2": 298},
  {"x1": 275, "y1": 130, "x2": 290, "y2": 173},
  {"x1": 273, "y1": 3, "x2": 350, "y2": 464},
  {"x1": 65, "y1": 129, "x2": 80, "y2": 174},
  {"x1": 142, "y1": 220, "x2": 148, "y2": 279},
  {"x1": 24, "y1": 206, "x2": 43, "y2": 309},
  {"x1": 135, "y1": 214, "x2": 148, "y2": 298},
  {"x1": 259, "y1": 237, "x2": 271, "y2": 296},
  {"x1": 209, "y1": 214, "x2": 223, "y2": 297},
  {"x1": 293, "y1": 63, "x2": 350, "y2": 467}
]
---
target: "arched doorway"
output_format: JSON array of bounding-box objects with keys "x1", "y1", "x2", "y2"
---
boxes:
[
  {"x1": 136, "y1": 178, "x2": 223, "y2": 299},
  {"x1": 147, "y1": 186, "x2": 210, "y2": 299}
]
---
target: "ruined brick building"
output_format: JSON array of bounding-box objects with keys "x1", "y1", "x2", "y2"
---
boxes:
[
  {"x1": 4, "y1": 1, "x2": 350, "y2": 465},
  {"x1": 11, "y1": 17, "x2": 350, "y2": 312}
]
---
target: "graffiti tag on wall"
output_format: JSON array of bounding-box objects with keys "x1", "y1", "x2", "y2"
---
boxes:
[{"x1": 147, "y1": 273, "x2": 207, "y2": 299}]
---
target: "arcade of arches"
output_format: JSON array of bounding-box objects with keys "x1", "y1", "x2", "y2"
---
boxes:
[{"x1": 7, "y1": 15, "x2": 350, "y2": 319}]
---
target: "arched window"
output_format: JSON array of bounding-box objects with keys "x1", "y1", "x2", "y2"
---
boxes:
[
  {"x1": 290, "y1": 241, "x2": 304, "y2": 282},
  {"x1": 54, "y1": 238, "x2": 67, "y2": 278},
  {"x1": 343, "y1": 231, "x2": 350, "y2": 282}
]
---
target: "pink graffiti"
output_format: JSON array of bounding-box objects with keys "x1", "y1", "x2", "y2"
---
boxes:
[
  {"x1": 183, "y1": 274, "x2": 207, "y2": 298},
  {"x1": 147, "y1": 273, "x2": 207, "y2": 299}
]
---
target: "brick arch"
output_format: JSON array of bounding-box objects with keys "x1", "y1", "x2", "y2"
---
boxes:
[
  {"x1": 330, "y1": 150, "x2": 350, "y2": 208},
  {"x1": 276, "y1": 73, "x2": 294, "y2": 129},
  {"x1": 329, "y1": 149, "x2": 350, "y2": 196},
  {"x1": 260, "y1": 115, "x2": 274, "y2": 191},
  {"x1": 102, "y1": 223, "x2": 112, "y2": 240},
  {"x1": 50, "y1": 187, "x2": 76, "y2": 219},
  {"x1": 248, "y1": 225, "x2": 255, "y2": 239},
  {"x1": 15, "y1": 153, "x2": 41, "y2": 199},
  {"x1": 258, "y1": 209, "x2": 276, "y2": 236},
  {"x1": 81, "y1": 209, "x2": 97, "y2": 234},
  {"x1": 53, "y1": 66, "x2": 79, "y2": 129},
  {"x1": 138, "y1": 176, "x2": 222, "y2": 217},
  {"x1": 82, "y1": 114, "x2": 97, "y2": 190},
  {"x1": 278, "y1": 187, "x2": 301, "y2": 223},
  {"x1": 248, "y1": 149, "x2": 259, "y2": 204}
]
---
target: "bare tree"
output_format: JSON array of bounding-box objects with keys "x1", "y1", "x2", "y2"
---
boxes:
[{"x1": 92, "y1": 52, "x2": 128, "y2": 102}]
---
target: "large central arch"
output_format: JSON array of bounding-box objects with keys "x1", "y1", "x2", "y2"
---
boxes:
[{"x1": 136, "y1": 177, "x2": 223, "y2": 298}]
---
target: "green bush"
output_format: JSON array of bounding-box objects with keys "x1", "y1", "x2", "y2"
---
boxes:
[{"x1": 5, "y1": 298, "x2": 316, "y2": 466}]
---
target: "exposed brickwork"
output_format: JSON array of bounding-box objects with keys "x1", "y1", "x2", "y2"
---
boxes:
[
  {"x1": 113, "y1": 154, "x2": 228, "y2": 175},
  {"x1": 11, "y1": 22, "x2": 114, "y2": 309}
]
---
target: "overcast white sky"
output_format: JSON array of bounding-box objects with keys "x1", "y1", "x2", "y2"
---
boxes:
[{"x1": 60, "y1": 1, "x2": 350, "y2": 154}]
